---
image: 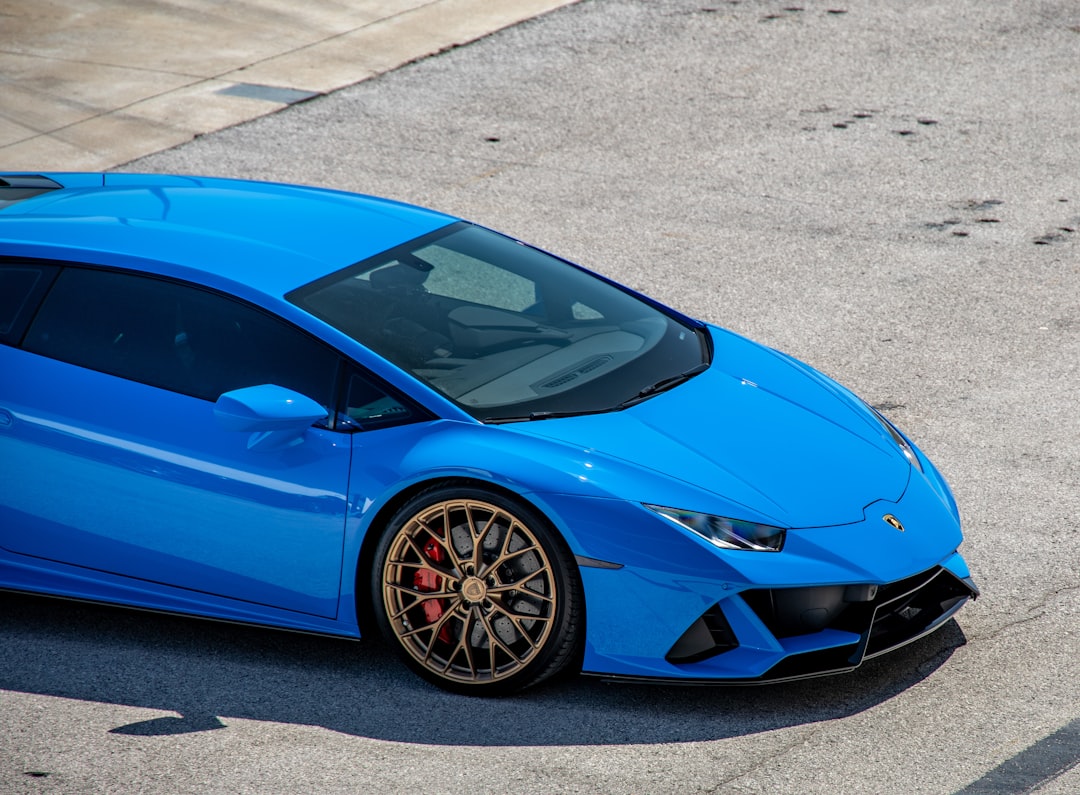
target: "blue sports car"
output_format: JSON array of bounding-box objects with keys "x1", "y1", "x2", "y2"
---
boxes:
[{"x1": 0, "y1": 173, "x2": 977, "y2": 694}]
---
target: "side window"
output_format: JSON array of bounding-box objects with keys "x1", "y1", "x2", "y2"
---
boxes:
[
  {"x1": 0, "y1": 262, "x2": 59, "y2": 345},
  {"x1": 340, "y1": 370, "x2": 424, "y2": 431},
  {"x1": 23, "y1": 267, "x2": 339, "y2": 407}
]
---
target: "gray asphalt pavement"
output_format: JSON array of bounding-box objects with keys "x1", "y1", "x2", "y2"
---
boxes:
[{"x1": 3, "y1": 1, "x2": 1079, "y2": 793}]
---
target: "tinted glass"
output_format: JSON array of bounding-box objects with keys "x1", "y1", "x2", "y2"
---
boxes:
[
  {"x1": 338, "y1": 371, "x2": 422, "y2": 431},
  {"x1": 0, "y1": 263, "x2": 58, "y2": 340},
  {"x1": 289, "y1": 223, "x2": 708, "y2": 421},
  {"x1": 25, "y1": 268, "x2": 339, "y2": 406}
]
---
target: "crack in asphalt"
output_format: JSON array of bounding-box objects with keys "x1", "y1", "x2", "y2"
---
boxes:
[
  {"x1": 966, "y1": 582, "x2": 1080, "y2": 645},
  {"x1": 706, "y1": 725, "x2": 824, "y2": 793}
]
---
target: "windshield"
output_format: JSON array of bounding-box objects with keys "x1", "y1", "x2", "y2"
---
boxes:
[{"x1": 289, "y1": 222, "x2": 709, "y2": 421}]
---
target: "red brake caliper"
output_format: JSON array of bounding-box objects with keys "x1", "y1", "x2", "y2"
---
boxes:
[{"x1": 414, "y1": 535, "x2": 451, "y2": 639}]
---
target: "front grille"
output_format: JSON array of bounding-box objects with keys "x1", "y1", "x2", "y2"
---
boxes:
[
  {"x1": 741, "y1": 585, "x2": 852, "y2": 638},
  {"x1": 862, "y1": 568, "x2": 973, "y2": 658},
  {"x1": 744, "y1": 567, "x2": 978, "y2": 679}
]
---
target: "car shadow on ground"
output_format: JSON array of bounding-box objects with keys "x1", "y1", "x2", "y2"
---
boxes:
[{"x1": 0, "y1": 590, "x2": 967, "y2": 746}]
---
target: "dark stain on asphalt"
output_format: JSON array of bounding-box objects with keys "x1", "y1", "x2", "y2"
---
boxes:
[
  {"x1": 964, "y1": 199, "x2": 1004, "y2": 211},
  {"x1": 810, "y1": 111, "x2": 942, "y2": 137},
  {"x1": 925, "y1": 199, "x2": 1079, "y2": 246},
  {"x1": 925, "y1": 219, "x2": 962, "y2": 231},
  {"x1": 1033, "y1": 212, "x2": 1079, "y2": 245},
  {"x1": 927, "y1": 199, "x2": 1006, "y2": 238},
  {"x1": 871, "y1": 401, "x2": 906, "y2": 412}
]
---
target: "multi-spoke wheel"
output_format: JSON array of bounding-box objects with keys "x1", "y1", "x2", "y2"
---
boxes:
[{"x1": 372, "y1": 486, "x2": 582, "y2": 694}]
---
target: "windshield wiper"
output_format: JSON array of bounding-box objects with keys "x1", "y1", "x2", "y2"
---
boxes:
[
  {"x1": 483, "y1": 408, "x2": 608, "y2": 424},
  {"x1": 484, "y1": 363, "x2": 709, "y2": 423},
  {"x1": 614, "y1": 362, "x2": 710, "y2": 409}
]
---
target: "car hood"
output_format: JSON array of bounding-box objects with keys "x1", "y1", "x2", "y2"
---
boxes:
[{"x1": 506, "y1": 327, "x2": 909, "y2": 528}]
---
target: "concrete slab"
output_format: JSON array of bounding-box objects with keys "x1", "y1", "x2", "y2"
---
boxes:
[
  {"x1": 0, "y1": 52, "x2": 198, "y2": 137},
  {"x1": 231, "y1": 0, "x2": 583, "y2": 92},
  {"x1": 0, "y1": 0, "x2": 579, "y2": 171}
]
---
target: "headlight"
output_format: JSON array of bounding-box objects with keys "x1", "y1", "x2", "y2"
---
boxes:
[
  {"x1": 645, "y1": 505, "x2": 785, "y2": 552},
  {"x1": 868, "y1": 407, "x2": 924, "y2": 473}
]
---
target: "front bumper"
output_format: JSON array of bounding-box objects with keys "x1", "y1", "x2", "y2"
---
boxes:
[
  {"x1": 581, "y1": 556, "x2": 977, "y2": 685},
  {"x1": 534, "y1": 461, "x2": 976, "y2": 684}
]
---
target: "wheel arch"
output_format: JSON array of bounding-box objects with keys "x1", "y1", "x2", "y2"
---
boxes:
[{"x1": 353, "y1": 475, "x2": 583, "y2": 638}]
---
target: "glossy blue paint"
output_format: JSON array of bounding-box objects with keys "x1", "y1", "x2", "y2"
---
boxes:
[
  {"x1": 0, "y1": 347, "x2": 350, "y2": 618},
  {"x1": 510, "y1": 327, "x2": 911, "y2": 528},
  {"x1": 0, "y1": 173, "x2": 976, "y2": 686},
  {"x1": 215, "y1": 384, "x2": 327, "y2": 430},
  {"x1": 0, "y1": 173, "x2": 455, "y2": 296},
  {"x1": 215, "y1": 384, "x2": 329, "y2": 451}
]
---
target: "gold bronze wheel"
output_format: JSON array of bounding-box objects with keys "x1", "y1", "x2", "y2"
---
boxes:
[{"x1": 374, "y1": 487, "x2": 580, "y2": 693}]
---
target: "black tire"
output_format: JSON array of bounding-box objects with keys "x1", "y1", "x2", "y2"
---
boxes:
[{"x1": 371, "y1": 485, "x2": 582, "y2": 695}]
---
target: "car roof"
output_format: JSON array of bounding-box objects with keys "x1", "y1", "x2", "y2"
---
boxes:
[{"x1": 0, "y1": 173, "x2": 456, "y2": 296}]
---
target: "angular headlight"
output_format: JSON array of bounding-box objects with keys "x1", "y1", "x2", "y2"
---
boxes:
[
  {"x1": 868, "y1": 406, "x2": 924, "y2": 473},
  {"x1": 645, "y1": 505, "x2": 785, "y2": 552}
]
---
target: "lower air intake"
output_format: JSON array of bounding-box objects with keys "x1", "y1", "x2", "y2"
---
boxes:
[{"x1": 666, "y1": 604, "x2": 739, "y2": 664}]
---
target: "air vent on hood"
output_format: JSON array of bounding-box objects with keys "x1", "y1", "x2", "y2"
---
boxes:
[{"x1": 0, "y1": 174, "x2": 63, "y2": 210}]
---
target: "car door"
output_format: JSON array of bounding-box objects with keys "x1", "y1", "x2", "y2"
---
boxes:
[{"x1": 0, "y1": 263, "x2": 351, "y2": 618}]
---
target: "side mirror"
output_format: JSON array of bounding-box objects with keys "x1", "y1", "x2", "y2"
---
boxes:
[{"x1": 214, "y1": 384, "x2": 327, "y2": 451}]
